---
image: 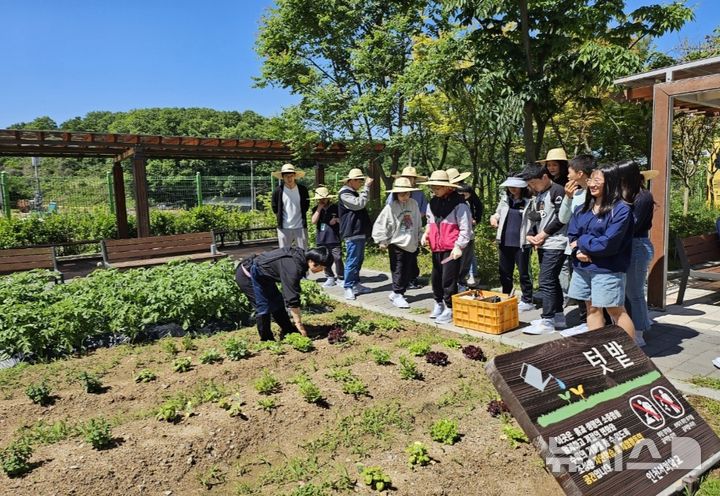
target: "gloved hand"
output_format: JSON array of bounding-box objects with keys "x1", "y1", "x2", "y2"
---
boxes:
[{"x1": 450, "y1": 246, "x2": 463, "y2": 260}]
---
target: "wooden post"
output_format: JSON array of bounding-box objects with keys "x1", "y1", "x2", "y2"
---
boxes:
[
  {"x1": 315, "y1": 161, "x2": 325, "y2": 187},
  {"x1": 648, "y1": 87, "x2": 673, "y2": 310},
  {"x1": 368, "y1": 157, "x2": 381, "y2": 203},
  {"x1": 131, "y1": 148, "x2": 151, "y2": 238},
  {"x1": 112, "y1": 160, "x2": 129, "y2": 239}
]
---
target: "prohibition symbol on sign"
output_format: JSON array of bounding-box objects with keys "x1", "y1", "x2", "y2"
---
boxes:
[
  {"x1": 650, "y1": 386, "x2": 685, "y2": 419},
  {"x1": 629, "y1": 394, "x2": 665, "y2": 429}
]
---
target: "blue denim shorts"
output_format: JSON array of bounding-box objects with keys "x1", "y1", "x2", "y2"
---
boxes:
[{"x1": 568, "y1": 268, "x2": 626, "y2": 308}]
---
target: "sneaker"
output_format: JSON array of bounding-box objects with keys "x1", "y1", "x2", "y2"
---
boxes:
[
  {"x1": 344, "y1": 288, "x2": 356, "y2": 300},
  {"x1": 635, "y1": 330, "x2": 647, "y2": 347},
  {"x1": 713, "y1": 357, "x2": 720, "y2": 369},
  {"x1": 518, "y1": 301, "x2": 535, "y2": 312},
  {"x1": 554, "y1": 313, "x2": 567, "y2": 329},
  {"x1": 353, "y1": 283, "x2": 372, "y2": 295},
  {"x1": 466, "y1": 274, "x2": 476, "y2": 286},
  {"x1": 560, "y1": 323, "x2": 589, "y2": 337},
  {"x1": 389, "y1": 292, "x2": 410, "y2": 309},
  {"x1": 322, "y1": 277, "x2": 337, "y2": 288},
  {"x1": 435, "y1": 307, "x2": 453, "y2": 324},
  {"x1": 523, "y1": 318, "x2": 555, "y2": 335},
  {"x1": 407, "y1": 279, "x2": 423, "y2": 290},
  {"x1": 430, "y1": 302, "x2": 445, "y2": 319}
]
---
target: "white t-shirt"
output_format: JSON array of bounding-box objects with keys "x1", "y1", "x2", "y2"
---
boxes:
[{"x1": 282, "y1": 185, "x2": 303, "y2": 229}]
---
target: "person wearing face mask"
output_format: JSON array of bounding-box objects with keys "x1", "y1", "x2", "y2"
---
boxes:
[
  {"x1": 419, "y1": 171, "x2": 472, "y2": 324},
  {"x1": 372, "y1": 177, "x2": 423, "y2": 309},
  {"x1": 271, "y1": 163, "x2": 310, "y2": 249}
]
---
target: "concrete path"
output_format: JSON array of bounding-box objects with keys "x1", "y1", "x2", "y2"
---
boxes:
[{"x1": 308, "y1": 269, "x2": 720, "y2": 402}]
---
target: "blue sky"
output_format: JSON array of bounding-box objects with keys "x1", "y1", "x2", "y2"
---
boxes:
[{"x1": 0, "y1": 0, "x2": 718, "y2": 128}]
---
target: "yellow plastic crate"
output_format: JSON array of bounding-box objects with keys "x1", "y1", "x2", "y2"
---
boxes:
[{"x1": 451, "y1": 290, "x2": 519, "y2": 334}]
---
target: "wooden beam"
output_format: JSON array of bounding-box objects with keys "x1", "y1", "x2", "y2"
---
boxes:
[
  {"x1": 625, "y1": 85, "x2": 653, "y2": 101},
  {"x1": 112, "y1": 160, "x2": 129, "y2": 239},
  {"x1": 115, "y1": 147, "x2": 136, "y2": 162},
  {"x1": 131, "y1": 148, "x2": 151, "y2": 238},
  {"x1": 314, "y1": 161, "x2": 325, "y2": 187}
]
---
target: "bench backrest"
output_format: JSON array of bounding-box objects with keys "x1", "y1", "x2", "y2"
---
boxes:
[
  {"x1": 677, "y1": 232, "x2": 720, "y2": 267},
  {"x1": 103, "y1": 231, "x2": 216, "y2": 263},
  {"x1": 0, "y1": 246, "x2": 57, "y2": 275}
]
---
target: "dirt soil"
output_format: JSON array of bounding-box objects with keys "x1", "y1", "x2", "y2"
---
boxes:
[{"x1": 0, "y1": 304, "x2": 717, "y2": 496}]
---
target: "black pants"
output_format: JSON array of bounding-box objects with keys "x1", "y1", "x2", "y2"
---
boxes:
[
  {"x1": 235, "y1": 266, "x2": 297, "y2": 341},
  {"x1": 410, "y1": 247, "x2": 420, "y2": 282},
  {"x1": 321, "y1": 244, "x2": 344, "y2": 278},
  {"x1": 431, "y1": 250, "x2": 462, "y2": 307},
  {"x1": 537, "y1": 248, "x2": 565, "y2": 319},
  {"x1": 498, "y1": 245, "x2": 533, "y2": 304},
  {"x1": 458, "y1": 239, "x2": 475, "y2": 283},
  {"x1": 389, "y1": 245, "x2": 416, "y2": 294}
]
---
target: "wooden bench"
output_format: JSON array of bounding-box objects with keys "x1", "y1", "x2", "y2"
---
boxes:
[
  {"x1": 215, "y1": 226, "x2": 278, "y2": 248},
  {"x1": 101, "y1": 231, "x2": 226, "y2": 270},
  {"x1": 675, "y1": 231, "x2": 720, "y2": 304},
  {"x1": 0, "y1": 246, "x2": 64, "y2": 282}
]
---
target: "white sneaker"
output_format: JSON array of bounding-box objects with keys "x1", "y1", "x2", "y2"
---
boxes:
[
  {"x1": 560, "y1": 323, "x2": 589, "y2": 337},
  {"x1": 430, "y1": 302, "x2": 445, "y2": 319},
  {"x1": 322, "y1": 277, "x2": 336, "y2": 288},
  {"x1": 466, "y1": 275, "x2": 476, "y2": 286},
  {"x1": 554, "y1": 313, "x2": 567, "y2": 329},
  {"x1": 389, "y1": 292, "x2": 410, "y2": 309},
  {"x1": 713, "y1": 357, "x2": 720, "y2": 369},
  {"x1": 435, "y1": 307, "x2": 453, "y2": 324},
  {"x1": 518, "y1": 301, "x2": 535, "y2": 312},
  {"x1": 344, "y1": 288, "x2": 356, "y2": 300},
  {"x1": 353, "y1": 283, "x2": 372, "y2": 295},
  {"x1": 635, "y1": 330, "x2": 647, "y2": 347},
  {"x1": 523, "y1": 318, "x2": 555, "y2": 335}
]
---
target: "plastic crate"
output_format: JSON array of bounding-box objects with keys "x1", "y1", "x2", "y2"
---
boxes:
[{"x1": 451, "y1": 290, "x2": 519, "y2": 334}]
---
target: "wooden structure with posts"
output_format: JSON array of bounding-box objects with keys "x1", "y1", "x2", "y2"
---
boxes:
[
  {"x1": 0, "y1": 129, "x2": 384, "y2": 239},
  {"x1": 615, "y1": 56, "x2": 720, "y2": 309}
]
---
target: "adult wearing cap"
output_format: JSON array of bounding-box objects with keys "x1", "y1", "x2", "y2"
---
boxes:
[
  {"x1": 271, "y1": 163, "x2": 310, "y2": 249},
  {"x1": 386, "y1": 166, "x2": 428, "y2": 289},
  {"x1": 372, "y1": 177, "x2": 423, "y2": 308},
  {"x1": 338, "y1": 168, "x2": 374, "y2": 300},
  {"x1": 538, "y1": 148, "x2": 569, "y2": 186},
  {"x1": 489, "y1": 175, "x2": 534, "y2": 311},
  {"x1": 311, "y1": 187, "x2": 344, "y2": 288},
  {"x1": 419, "y1": 170, "x2": 472, "y2": 324}
]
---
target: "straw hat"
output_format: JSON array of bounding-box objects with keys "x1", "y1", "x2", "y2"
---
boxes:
[
  {"x1": 341, "y1": 168, "x2": 367, "y2": 182},
  {"x1": 312, "y1": 186, "x2": 336, "y2": 200},
  {"x1": 537, "y1": 148, "x2": 568, "y2": 163},
  {"x1": 500, "y1": 177, "x2": 528, "y2": 188},
  {"x1": 392, "y1": 166, "x2": 427, "y2": 181},
  {"x1": 419, "y1": 170, "x2": 460, "y2": 188},
  {"x1": 272, "y1": 163, "x2": 306, "y2": 179},
  {"x1": 445, "y1": 167, "x2": 471, "y2": 184},
  {"x1": 640, "y1": 169, "x2": 660, "y2": 181},
  {"x1": 387, "y1": 177, "x2": 420, "y2": 193}
]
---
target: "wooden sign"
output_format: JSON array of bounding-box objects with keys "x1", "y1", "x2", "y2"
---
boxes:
[{"x1": 486, "y1": 325, "x2": 720, "y2": 496}]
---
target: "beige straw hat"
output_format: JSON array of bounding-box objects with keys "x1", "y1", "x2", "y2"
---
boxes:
[
  {"x1": 387, "y1": 177, "x2": 420, "y2": 193},
  {"x1": 445, "y1": 167, "x2": 471, "y2": 184},
  {"x1": 640, "y1": 169, "x2": 660, "y2": 181},
  {"x1": 312, "y1": 186, "x2": 336, "y2": 200},
  {"x1": 537, "y1": 148, "x2": 568, "y2": 163},
  {"x1": 392, "y1": 166, "x2": 427, "y2": 181},
  {"x1": 418, "y1": 170, "x2": 460, "y2": 188},
  {"x1": 341, "y1": 168, "x2": 368, "y2": 182},
  {"x1": 272, "y1": 163, "x2": 306, "y2": 179}
]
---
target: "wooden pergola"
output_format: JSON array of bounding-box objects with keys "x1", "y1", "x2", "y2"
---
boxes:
[
  {"x1": 0, "y1": 129, "x2": 384, "y2": 239},
  {"x1": 615, "y1": 56, "x2": 720, "y2": 309}
]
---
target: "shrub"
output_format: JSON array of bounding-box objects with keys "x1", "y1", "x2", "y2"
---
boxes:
[
  {"x1": 224, "y1": 337, "x2": 251, "y2": 360},
  {"x1": 25, "y1": 382, "x2": 52, "y2": 406},
  {"x1": 0, "y1": 439, "x2": 33, "y2": 477},
  {"x1": 430, "y1": 419, "x2": 460, "y2": 445},
  {"x1": 83, "y1": 418, "x2": 113, "y2": 450}
]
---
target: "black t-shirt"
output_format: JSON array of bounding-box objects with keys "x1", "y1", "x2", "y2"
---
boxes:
[
  {"x1": 313, "y1": 203, "x2": 341, "y2": 245},
  {"x1": 501, "y1": 197, "x2": 525, "y2": 248},
  {"x1": 632, "y1": 189, "x2": 654, "y2": 238}
]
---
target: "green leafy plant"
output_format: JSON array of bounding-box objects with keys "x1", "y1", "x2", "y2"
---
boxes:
[
  {"x1": 134, "y1": 368, "x2": 157, "y2": 383},
  {"x1": 257, "y1": 397, "x2": 278, "y2": 412},
  {"x1": 224, "y1": 337, "x2": 251, "y2": 360},
  {"x1": 181, "y1": 334, "x2": 196, "y2": 351},
  {"x1": 407, "y1": 340, "x2": 431, "y2": 357},
  {"x1": 283, "y1": 333, "x2": 314, "y2": 352},
  {"x1": 373, "y1": 316, "x2": 402, "y2": 333},
  {"x1": 501, "y1": 416, "x2": 529, "y2": 448},
  {"x1": 78, "y1": 371, "x2": 104, "y2": 394},
  {"x1": 342, "y1": 377, "x2": 369, "y2": 398},
  {"x1": 83, "y1": 418, "x2": 113, "y2": 450},
  {"x1": 160, "y1": 338, "x2": 179, "y2": 356},
  {"x1": 25, "y1": 382, "x2": 52, "y2": 406},
  {"x1": 351, "y1": 321, "x2": 375, "y2": 335},
  {"x1": 197, "y1": 464, "x2": 226, "y2": 489},
  {"x1": 199, "y1": 348, "x2": 223, "y2": 364},
  {"x1": 405, "y1": 441, "x2": 430, "y2": 468},
  {"x1": 430, "y1": 419, "x2": 460, "y2": 445},
  {"x1": 360, "y1": 466, "x2": 391, "y2": 491},
  {"x1": 172, "y1": 356, "x2": 192, "y2": 373},
  {"x1": 254, "y1": 369, "x2": 281, "y2": 395},
  {"x1": 0, "y1": 439, "x2": 33, "y2": 477},
  {"x1": 297, "y1": 378, "x2": 323, "y2": 404},
  {"x1": 254, "y1": 340, "x2": 286, "y2": 355},
  {"x1": 156, "y1": 398, "x2": 187, "y2": 423},
  {"x1": 398, "y1": 355, "x2": 422, "y2": 380},
  {"x1": 366, "y1": 346, "x2": 391, "y2": 365},
  {"x1": 442, "y1": 338, "x2": 461, "y2": 349},
  {"x1": 335, "y1": 312, "x2": 360, "y2": 330}
]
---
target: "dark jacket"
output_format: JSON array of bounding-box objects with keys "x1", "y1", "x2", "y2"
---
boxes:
[
  {"x1": 631, "y1": 189, "x2": 653, "y2": 238},
  {"x1": 465, "y1": 190, "x2": 484, "y2": 224},
  {"x1": 313, "y1": 203, "x2": 341, "y2": 245},
  {"x1": 568, "y1": 201, "x2": 634, "y2": 274},
  {"x1": 243, "y1": 247, "x2": 308, "y2": 308},
  {"x1": 338, "y1": 186, "x2": 371, "y2": 239},
  {"x1": 271, "y1": 183, "x2": 310, "y2": 229}
]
